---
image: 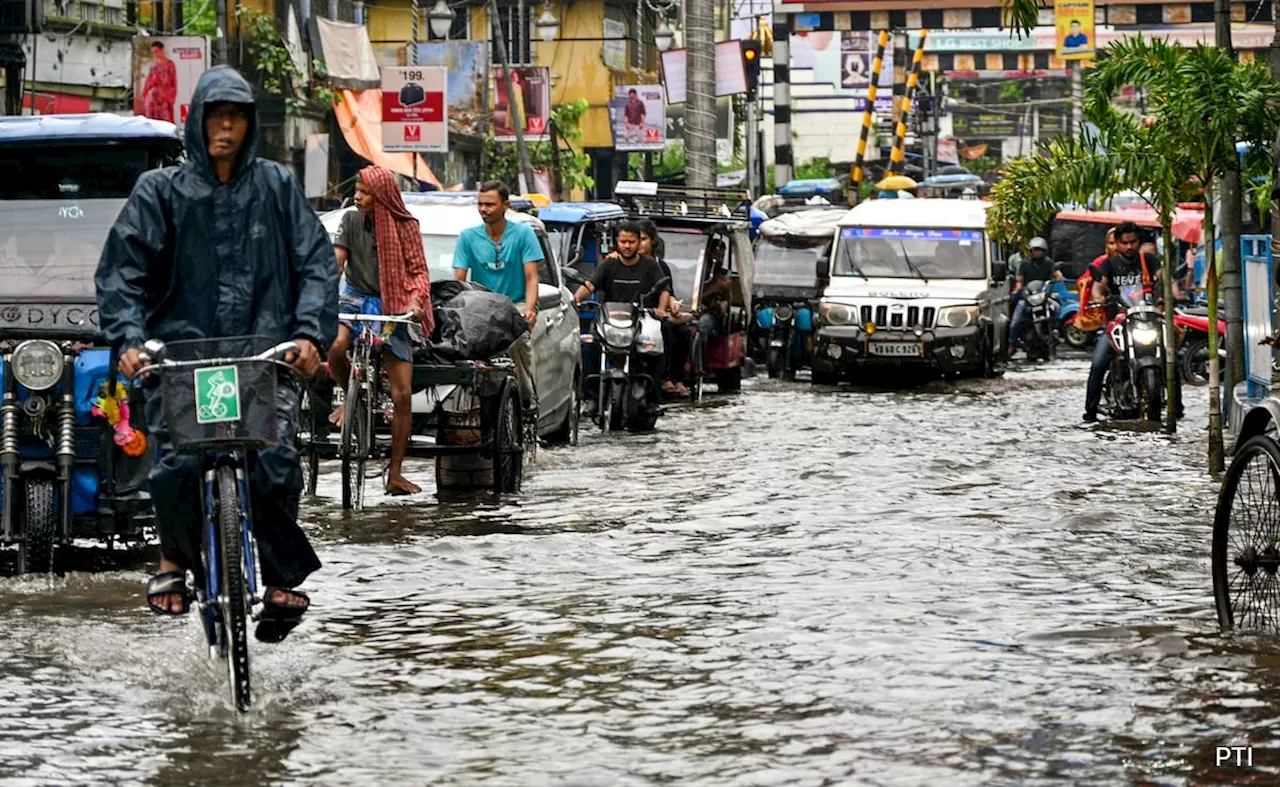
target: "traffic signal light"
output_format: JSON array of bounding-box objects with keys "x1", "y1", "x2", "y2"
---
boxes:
[{"x1": 741, "y1": 40, "x2": 761, "y2": 99}]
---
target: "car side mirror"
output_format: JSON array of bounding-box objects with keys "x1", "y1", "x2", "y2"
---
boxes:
[
  {"x1": 991, "y1": 260, "x2": 1008, "y2": 283},
  {"x1": 816, "y1": 258, "x2": 831, "y2": 283},
  {"x1": 537, "y1": 283, "x2": 562, "y2": 311}
]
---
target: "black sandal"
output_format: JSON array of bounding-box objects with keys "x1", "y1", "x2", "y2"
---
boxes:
[
  {"x1": 255, "y1": 587, "x2": 310, "y2": 643},
  {"x1": 146, "y1": 570, "x2": 191, "y2": 616}
]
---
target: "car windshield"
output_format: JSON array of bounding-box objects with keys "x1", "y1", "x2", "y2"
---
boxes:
[
  {"x1": 834, "y1": 227, "x2": 986, "y2": 280},
  {"x1": 662, "y1": 231, "x2": 706, "y2": 303},
  {"x1": 0, "y1": 144, "x2": 175, "y2": 299},
  {"x1": 420, "y1": 234, "x2": 466, "y2": 281},
  {"x1": 755, "y1": 235, "x2": 827, "y2": 289}
]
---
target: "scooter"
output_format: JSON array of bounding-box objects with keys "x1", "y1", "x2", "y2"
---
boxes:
[
  {"x1": 1102, "y1": 286, "x2": 1166, "y2": 422},
  {"x1": 754, "y1": 300, "x2": 816, "y2": 380},
  {"x1": 1174, "y1": 306, "x2": 1225, "y2": 386},
  {"x1": 586, "y1": 278, "x2": 671, "y2": 433},
  {"x1": 1012, "y1": 280, "x2": 1060, "y2": 362},
  {"x1": 1049, "y1": 280, "x2": 1093, "y2": 350}
]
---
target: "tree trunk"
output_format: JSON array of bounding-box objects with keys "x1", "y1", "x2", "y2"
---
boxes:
[
  {"x1": 1163, "y1": 223, "x2": 1178, "y2": 434},
  {"x1": 684, "y1": 0, "x2": 717, "y2": 188},
  {"x1": 1206, "y1": 180, "x2": 1225, "y2": 475}
]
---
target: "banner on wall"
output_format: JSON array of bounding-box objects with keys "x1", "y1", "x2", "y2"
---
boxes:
[
  {"x1": 408, "y1": 42, "x2": 490, "y2": 137},
  {"x1": 492, "y1": 66, "x2": 551, "y2": 143},
  {"x1": 609, "y1": 85, "x2": 666, "y2": 152},
  {"x1": 1054, "y1": 0, "x2": 1096, "y2": 60},
  {"x1": 132, "y1": 36, "x2": 208, "y2": 128},
  {"x1": 660, "y1": 41, "x2": 749, "y2": 103}
]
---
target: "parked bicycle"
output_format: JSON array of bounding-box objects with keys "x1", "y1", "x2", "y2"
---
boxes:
[{"x1": 137, "y1": 335, "x2": 299, "y2": 712}]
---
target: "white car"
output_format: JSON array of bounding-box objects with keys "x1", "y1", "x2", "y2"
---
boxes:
[{"x1": 319, "y1": 201, "x2": 582, "y2": 442}]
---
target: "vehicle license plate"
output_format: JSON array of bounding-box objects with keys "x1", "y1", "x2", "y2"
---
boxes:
[{"x1": 868, "y1": 342, "x2": 922, "y2": 358}]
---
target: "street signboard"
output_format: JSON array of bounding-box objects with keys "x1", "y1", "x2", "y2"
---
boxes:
[
  {"x1": 381, "y1": 66, "x2": 447, "y2": 153},
  {"x1": 492, "y1": 66, "x2": 552, "y2": 143},
  {"x1": 132, "y1": 36, "x2": 209, "y2": 129},
  {"x1": 610, "y1": 84, "x2": 666, "y2": 152}
]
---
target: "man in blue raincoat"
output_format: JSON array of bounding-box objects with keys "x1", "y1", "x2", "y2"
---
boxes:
[{"x1": 96, "y1": 66, "x2": 338, "y2": 642}]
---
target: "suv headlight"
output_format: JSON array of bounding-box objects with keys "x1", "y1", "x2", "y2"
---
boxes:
[
  {"x1": 937, "y1": 305, "x2": 981, "y2": 329},
  {"x1": 820, "y1": 302, "x2": 853, "y2": 325},
  {"x1": 11, "y1": 340, "x2": 64, "y2": 391}
]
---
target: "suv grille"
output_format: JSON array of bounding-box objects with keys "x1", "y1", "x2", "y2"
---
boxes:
[{"x1": 858, "y1": 304, "x2": 935, "y2": 330}]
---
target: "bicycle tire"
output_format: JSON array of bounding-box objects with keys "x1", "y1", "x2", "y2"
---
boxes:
[
  {"x1": 216, "y1": 465, "x2": 252, "y2": 711},
  {"x1": 340, "y1": 362, "x2": 363, "y2": 511},
  {"x1": 1213, "y1": 435, "x2": 1280, "y2": 632}
]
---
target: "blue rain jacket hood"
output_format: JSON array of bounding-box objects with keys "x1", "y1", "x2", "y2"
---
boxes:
[{"x1": 96, "y1": 65, "x2": 338, "y2": 353}]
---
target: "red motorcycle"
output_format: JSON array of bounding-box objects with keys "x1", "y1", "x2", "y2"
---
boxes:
[{"x1": 1174, "y1": 307, "x2": 1225, "y2": 386}]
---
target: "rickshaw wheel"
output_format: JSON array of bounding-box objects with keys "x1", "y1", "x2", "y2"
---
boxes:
[
  {"x1": 491, "y1": 381, "x2": 523, "y2": 495},
  {"x1": 298, "y1": 388, "x2": 321, "y2": 497},
  {"x1": 17, "y1": 478, "x2": 56, "y2": 574},
  {"x1": 1213, "y1": 435, "x2": 1280, "y2": 632}
]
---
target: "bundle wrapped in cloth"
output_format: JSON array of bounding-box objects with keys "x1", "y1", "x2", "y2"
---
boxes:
[{"x1": 419, "y1": 280, "x2": 529, "y2": 362}]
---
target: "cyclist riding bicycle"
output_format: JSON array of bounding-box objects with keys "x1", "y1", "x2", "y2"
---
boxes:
[
  {"x1": 328, "y1": 166, "x2": 433, "y2": 497},
  {"x1": 95, "y1": 66, "x2": 338, "y2": 642}
]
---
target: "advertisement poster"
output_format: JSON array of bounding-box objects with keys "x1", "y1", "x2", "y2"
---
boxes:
[
  {"x1": 132, "y1": 36, "x2": 208, "y2": 127},
  {"x1": 492, "y1": 66, "x2": 551, "y2": 143},
  {"x1": 603, "y1": 18, "x2": 627, "y2": 70},
  {"x1": 661, "y1": 41, "x2": 750, "y2": 103},
  {"x1": 1054, "y1": 0, "x2": 1096, "y2": 60},
  {"x1": 381, "y1": 66, "x2": 448, "y2": 153},
  {"x1": 408, "y1": 42, "x2": 489, "y2": 137},
  {"x1": 609, "y1": 84, "x2": 666, "y2": 152}
]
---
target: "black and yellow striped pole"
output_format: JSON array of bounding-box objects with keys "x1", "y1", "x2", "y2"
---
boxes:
[
  {"x1": 850, "y1": 30, "x2": 889, "y2": 204},
  {"x1": 888, "y1": 30, "x2": 928, "y2": 175}
]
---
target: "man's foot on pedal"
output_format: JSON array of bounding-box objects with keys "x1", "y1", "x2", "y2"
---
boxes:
[
  {"x1": 327, "y1": 403, "x2": 345, "y2": 427},
  {"x1": 385, "y1": 475, "x2": 421, "y2": 496},
  {"x1": 255, "y1": 587, "x2": 310, "y2": 643}
]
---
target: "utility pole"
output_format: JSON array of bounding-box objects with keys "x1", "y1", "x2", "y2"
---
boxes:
[
  {"x1": 684, "y1": 0, "x2": 716, "y2": 188},
  {"x1": 745, "y1": 99, "x2": 758, "y2": 197},
  {"x1": 489, "y1": 0, "x2": 534, "y2": 193},
  {"x1": 1069, "y1": 62, "x2": 1082, "y2": 136},
  {"x1": 1272, "y1": 0, "x2": 1280, "y2": 380},
  {"x1": 215, "y1": 0, "x2": 228, "y2": 63},
  {"x1": 1217, "y1": 0, "x2": 1245, "y2": 423}
]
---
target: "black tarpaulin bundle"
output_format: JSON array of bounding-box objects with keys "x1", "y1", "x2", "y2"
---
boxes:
[{"x1": 420, "y1": 280, "x2": 529, "y2": 362}]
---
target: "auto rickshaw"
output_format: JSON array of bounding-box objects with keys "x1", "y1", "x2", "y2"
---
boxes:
[
  {"x1": 0, "y1": 114, "x2": 176, "y2": 572},
  {"x1": 614, "y1": 181, "x2": 754, "y2": 397}
]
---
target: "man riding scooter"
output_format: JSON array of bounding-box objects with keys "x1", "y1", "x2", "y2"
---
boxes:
[
  {"x1": 1008, "y1": 237, "x2": 1060, "y2": 357},
  {"x1": 1083, "y1": 221, "x2": 1183, "y2": 422}
]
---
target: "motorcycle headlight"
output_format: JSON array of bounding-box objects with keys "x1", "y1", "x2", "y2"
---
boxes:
[
  {"x1": 1131, "y1": 326, "x2": 1160, "y2": 346},
  {"x1": 601, "y1": 324, "x2": 633, "y2": 347},
  {"x1": 1027, "y1": 293, "x2": 1046, "y2": 306},
  {"x1": 820, "y1": 302, "x2": 853, "y2": 326},
  {"x1": 938, "y1": 305, "x2": 981, "y2": 329},
  {"x1": 774, "y1": 303, "x2": 795, "y2": 322},
  {"x1": 10, "y1": 340, "x2": 64, "y2": 391}
]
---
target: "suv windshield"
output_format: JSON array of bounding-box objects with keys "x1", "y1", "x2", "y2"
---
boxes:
[
  {"x1": 834, "y1": 227, "x2": 986, "y2": 280},
  {"x1": 0, "y1": 144, "x2": 178, "y2": 299},
  {"x1": 755, "y1": 235, "x2": 827, "y2": 289}
]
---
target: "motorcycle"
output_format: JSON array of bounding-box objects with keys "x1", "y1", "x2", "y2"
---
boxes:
[
  {"x1": 1101, "y1": 285, "x2": 1167, "y2": 422},
  {"x1": 586, "y1": 277, "x2": 671, "y2": 433},
  {"x1": 1012, "y1": 280, "x2": 1060, "y2": 361},
  {"x1": 754, "y1": 300, "x2": 816, "y2": 380},
  {"x1": 1049, "y1": 280, "x2": 1093, "y2": 350},
  {"x1": 1174, "y1": 306, "x2": 1225, "y2": 386}
]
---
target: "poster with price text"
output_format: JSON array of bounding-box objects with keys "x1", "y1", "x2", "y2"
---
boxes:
[{"x1": 381, "y1": 66, "x2": 448, "y2": 153}]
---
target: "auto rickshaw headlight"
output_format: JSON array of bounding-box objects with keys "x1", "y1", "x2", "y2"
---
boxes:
[
  {"x1": 774, "y1": 303, "x2": 794, "y2": 322},
  {"x1": 11, "y1": 340, "x2": 64, "y2": 391}
]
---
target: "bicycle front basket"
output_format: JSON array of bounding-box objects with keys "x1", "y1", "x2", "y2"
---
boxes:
[{"x1": 160, "y1": 336, "x2": 280, "y2": 454}]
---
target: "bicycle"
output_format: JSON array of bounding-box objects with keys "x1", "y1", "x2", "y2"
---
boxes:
[
  {"x1": 335, "y1": 311, "x2": 415, "y2": 511},
  {"x1": 137, "y1": 335, "x2": 299, "y2": 712}
]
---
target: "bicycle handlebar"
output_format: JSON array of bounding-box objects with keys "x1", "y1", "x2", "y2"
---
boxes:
[
  {"x1": 135, "y1": 340, "x2": 300, "y2": 377},
  {"x1": 338, "y1": 312, "x2": 417, "y2": 324}
]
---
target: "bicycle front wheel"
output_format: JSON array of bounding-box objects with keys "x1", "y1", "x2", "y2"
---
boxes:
[
  {"x1": 1213, "y1": 435, "x2": 1280, "y2": 632},
  {"x1": 216, "y1": 465, "x2": 252, "y2": 711},
  {"x1": 340, "y1": 370, "x2": 367, "y2": 511}
]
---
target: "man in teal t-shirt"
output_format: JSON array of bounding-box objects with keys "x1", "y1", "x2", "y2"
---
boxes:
[{"x1": 452, "y1": 180, "x2": 544, "y2": 408}]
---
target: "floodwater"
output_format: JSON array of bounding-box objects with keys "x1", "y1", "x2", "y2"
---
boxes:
[{"x1": 2, "y1": 358, "x2": 1276, "y2": 786}]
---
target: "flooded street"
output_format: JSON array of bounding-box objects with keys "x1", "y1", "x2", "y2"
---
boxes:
[{"x1": 2, "y1": 358, "x2": 1275, "y2": 786}]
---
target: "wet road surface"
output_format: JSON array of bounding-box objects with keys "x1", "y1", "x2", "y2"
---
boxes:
[{"x1": 2, "y1": 358, "x2": 1276, "y2": 786}]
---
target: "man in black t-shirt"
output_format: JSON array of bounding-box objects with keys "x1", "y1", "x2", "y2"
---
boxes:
[
  {"x1": 573, "y1": 221, "x2": 672, "y2": 414},
  {"x1": 1083, "y1": 221, "x2": 1181, "y2": 422},
  {"x1": 1008, "y1": 236, "x2": 1057, "y2": 354}
]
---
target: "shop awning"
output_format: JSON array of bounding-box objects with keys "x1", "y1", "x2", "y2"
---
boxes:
[{"x1": 334, "y1": 88, "x2": 442, "y2": 188}]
